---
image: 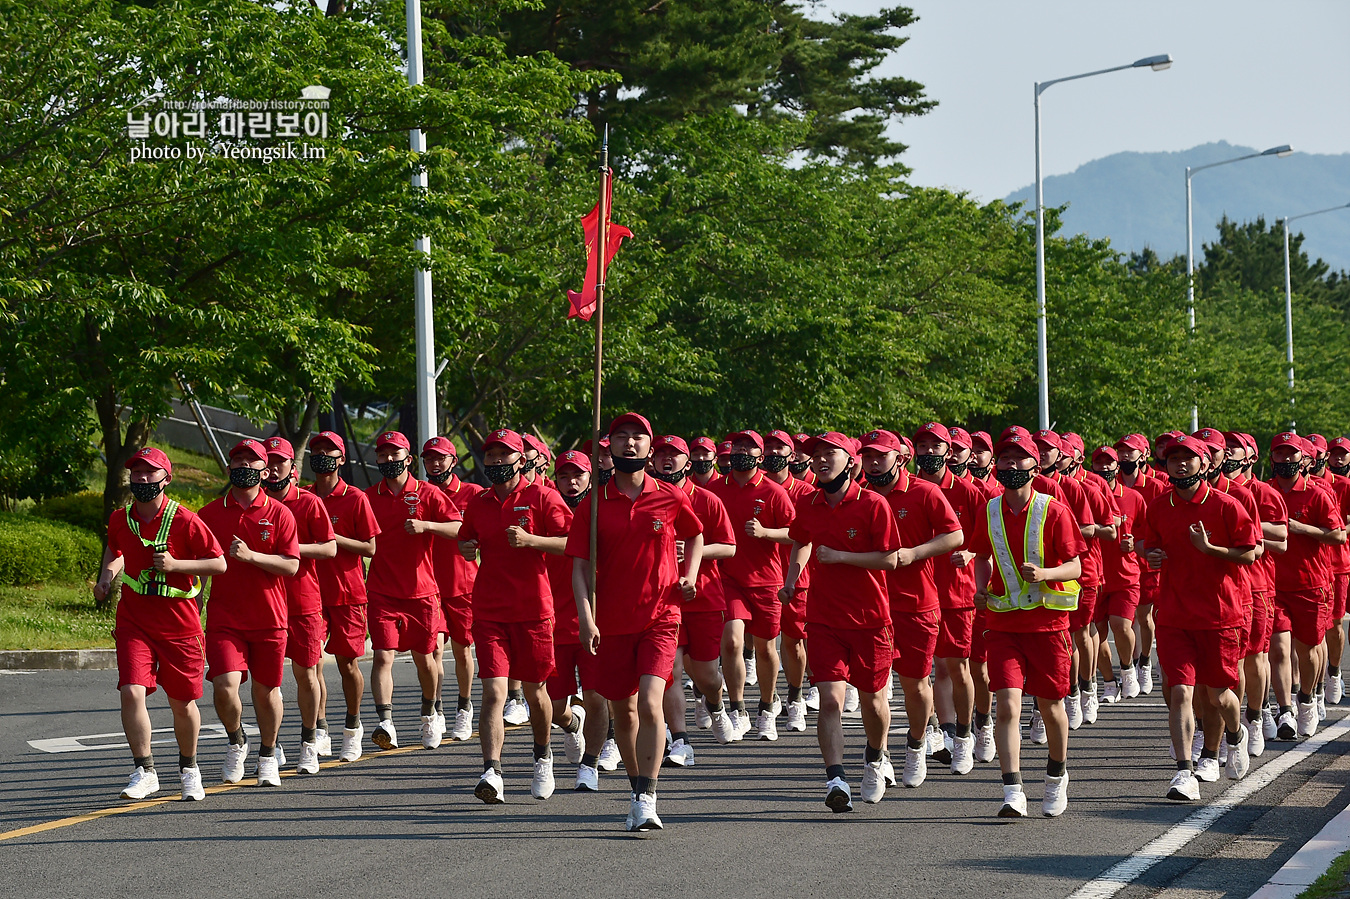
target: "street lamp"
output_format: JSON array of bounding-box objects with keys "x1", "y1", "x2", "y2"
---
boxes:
[
  {"x1": 1035, "y1": 54, "x2": 1172, "y2": 430},
  {"x1": 407, "y1": 0, "x2": 437, "y2": 450},
  {"x1": 1185, "y1": 144, "x2": 1292, "y2": 431},
  {"x1": 1282, "y1": 202, "x2": 1350, "y2": 430}
]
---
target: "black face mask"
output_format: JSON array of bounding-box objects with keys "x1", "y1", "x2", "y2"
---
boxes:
[
  {"x1": 651, "y1": 468, "x2": 687, "y2": 484},
  {"x1": 729, "y1": 453, "x2": 759, "y2": 472},
  {"x1": 819, "y1": 467, "x2": 851, "y2": 494},
  {"x1": 561, "y1": 487, "x2": 591, "y2": 509},
  {"x1": 1272, "y1": 460, "x2": 1301, "y2": 478},
  {"x1": 915, "y1": 454, "x2": 946, "y2": 474},
  {"x1": 1040, "y1": 464, "x2": 1058, "y2": 476},
  {"x1": 1331, "y1": 464, "x2": 1350, "y2": 477},
  {"x1": 426, "y1": 469, "x2": 452, "y2": 485},
  {"x1": 378, "y1": 459, "x2": 407, "y2": 480},
  {"x1": 1205, "y1": 466, "x2": 1222, "y2": 482},
  {"x1": 1169, "y1": 471, "x2": 1204, "y2": 490},
  {"x1": 230, "y1": 466, "x2": 263, "y2": 489},
  {"x1": 612, "y1": 456, "x2": 648, "y2": 474},
  {"x1": 691, "y1": 459, "x2": 716, "y2": 475},
  {"x1": 967, "y1": 464, "x2": 991, "y2": 480},
  {"x1": 310, "y1": 454, "x2": 340, "y2": 474},
  {"x1": 996, "y1": 467, "x2": 1035, "y2": 490},
  {"x1": 598, "y1": 468, "x2": 614, "y2": 485},
  {"x1": 788, "y1": 460, "x2": 811, "y2": 476},
  {"x1": 716, "y1": 463, "x2": 730, "y2": 475},
  {"x1": 264, "y1": 471, "x2": 293, "y2": 493},
  {"x1": 1221, "y1": 459, "x2": 1243, "y2": 475},
  {"x1": 1095, "y1": 468, "x2": 1117, "y2": 483},
  {"x1": 947, "y1": 459, "x2": 969, "y2": 477},
  {"x1": 1119, "y1": 459, "x2": 1142, "y2": 475},
  {"x1": 1312, "y1": 457, "x2": 1328, "y2": 474},
  {"x1": 484, "y1": 462, "x2": 518, "y2": 485},
  {"x1": 761, "y1": 454, "x2": 789, "y2": 473},
  {"x1": 865, "y1": 466, "x2": 897, "y2": 488},
  {"x1": 129, "y1": 479, "x2": 166, "y2": 503}
]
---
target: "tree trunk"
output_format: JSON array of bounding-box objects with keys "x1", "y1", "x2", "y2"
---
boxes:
[{"x1": 94, "y1": 385, "x2": 150, "y2": 608}]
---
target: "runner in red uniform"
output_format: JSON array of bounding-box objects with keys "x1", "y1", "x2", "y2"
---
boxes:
[
  {"x1": 1116, "y1": 433, "x2": 1165, "y2": 693},
  {"x1": 1313, "y1": 435, "x2": 1350, "y2": 707},
  {"x1": 688, "y1": 436, "x2": 719, "y2": 488},
  {"x1": 1089, "y1": 446, "x2": 1146, "y2": 701},
  {"x1": 762, "y1": 429, "x2": 815, "y2": 732},
  {"x1": 791, "y1": 433, "x2": 818, "y2": 486}
]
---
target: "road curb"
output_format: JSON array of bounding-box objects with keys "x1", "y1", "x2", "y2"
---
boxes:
[
  {"x1": 0, "y1": 649, "x2": 117, "y2": 671},
  {"x1": 1249, "y1": 799, "x2": 1350, "y2": 899}
]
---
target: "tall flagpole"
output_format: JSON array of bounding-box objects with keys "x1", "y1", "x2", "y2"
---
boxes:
[{"x1": 588, "y1": 125, "x2": 609, "y2": 615}]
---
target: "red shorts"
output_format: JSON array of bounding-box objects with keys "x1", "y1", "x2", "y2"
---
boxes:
[
  {"x1": 285, "y1": 610, "x2": 324, "y2": 668},
  {"x1": 440, "y1": 592, "x2": 473, "y2": 647},
  {"x1": 1069, "y1": 585, "x2": 1100, "y2": 631},
  {"x1": 322, "y1": 603, "x2": 367, "y2": 659},
  {"x1": 206, "y1": 625, "x2": 286, "y2": 688},
  {"x1": 115, "y1": 623, "x2": 205, "y2": 702},
  {"x1": 725, "y1": 582, "x2": 782, "y2": 640},
  {"x1": 936, "y1": 607, "x2": 976, "y2": 659},
  {"x1": 985, "y1": 629, "x2": 1072, "y2": 700},
  {"x1": 678, "y1": 609, "x2": 725, "y2": 663},
  {"x1": 547, "y1": 641, "x2": 601, "y2": 701},
  {"x1": 1156, "y1": 624, "x2": 1242, "y2": 691},
  {"x1": 1139, "y1": 576, "x2": 1160, "y2": 607},
  {"x1": 807, "y1": 623, "x2": 893, "y2": 694},
  {"x1": 780, "y1": 588, "x2": 808, "y2": 641},
  {"x1": 473, "y1": 617, "x2": 555, "y2": 684},
  {"x1": 890, "y1": 609, "x2": 939, "y2": 679},
  {"x1": 1334, "y1": 574, "x2": 1349, "y2": 622},
  {"x1": 1246, "y1": 593, "x2": 1273, "y2": 656},
  {"x1": 1274, "y1": 587, "x2": 1330, "y2": 648},
  {"x1": 970, "y1": 609, "x2": 988, "y2": 664},
  {"x1": 368, "y1": 594, "x2": 443, "y2": 655},
  {"x1": 1094, "y1": 587, "x2": 1141, "y2": 629},
  {"x1": 594, "y1": 614, "x2": 680, "y2": 701}
]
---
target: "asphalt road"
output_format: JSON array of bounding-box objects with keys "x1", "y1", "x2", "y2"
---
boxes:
[{"x1": 2, "y1": 661, "x2": 1348, "y2": 899}]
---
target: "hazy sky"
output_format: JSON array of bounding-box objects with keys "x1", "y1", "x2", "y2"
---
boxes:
[{"x1": 818, "y1": 1, "x2": 1350, "y2": 201}]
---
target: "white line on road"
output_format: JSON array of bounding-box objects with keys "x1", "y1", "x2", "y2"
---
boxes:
[
  {"x1": 28, "y1": 723, "x2": 261, "y2": 754},
  {"x1": 1068, "y1": 715, "x2": 1350, "y2": 899}
]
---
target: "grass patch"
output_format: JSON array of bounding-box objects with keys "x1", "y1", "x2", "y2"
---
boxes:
[
  {"x1": 0, "y1": 581, "x2": 115, "y2": 650},
  {"x1": 1299, "y1": 848, "x2": 1350, "y2": 899}
]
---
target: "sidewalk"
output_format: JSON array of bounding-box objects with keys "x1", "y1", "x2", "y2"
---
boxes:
[
  {"x1": 1251, "y1": 800, "x2": 1350, "y2": 898},
  {"x1": 0, "y1": 643, "x2": 380, "y2": 671}
]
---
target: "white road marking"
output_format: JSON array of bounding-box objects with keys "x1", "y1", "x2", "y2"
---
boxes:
[
  {"x1": 28, "y1": 723, "x2": 260, "y2": 754},
  {"x1": 1068, "y1": 715, "x2": 1350, "y2": 899}
]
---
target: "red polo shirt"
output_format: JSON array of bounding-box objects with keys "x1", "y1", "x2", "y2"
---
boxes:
[
  {"x1": 787, "y1": 479, "x2": 901, "y2": 629},
  {"x1": 432, "y1": 475, "x2": 484, "y2": 599},
  {"x1": 708, "y1": 471, "x2": 795, "y2": 589},
  {"x1": 774, "y1": 473, "x2": 816, "y2": 592},
  {"x1": 365, "y1": 476, "x2": 461, "y2": 601},
  {"x1": 564, "y1": 475, "x2": 703, "y2": 635},
  {"x1": 273, "y1": 483, "x2": 335, "y2": 618},
  {"x1": 874, "y1": 470, "x2": 961, "y2": 613},
  {"x1": 681, "y1": 480, "x2": 736, "y2": 613},
  {"x1": 1267, "y1": 474, "x2": 1340, "y2": 592},
  {"x1": 1241, "y1": 475, "x2": 1286, "y2": 596},
  {"x1": 198, "y1": 490, "x2": 300, "y2": 631},
  {"x1": 968, "y1": 490, "x2": 1086, "y2": 634},
  {"x1": 458, "y1": 478, "x2": 570, "y2": 622},
  {"x1": 1215, "y1": 474, "x2": 1262, "y2": 599},
  {"x1": 108, "y1": 500, "x2": 223, "y2": 638},
  {"x1": 305, "y1": 479, "x2": 380, "y2": 607},
  {"x1": 1099, "y1": 478, "x2": 1145, "y2": 592},
  {"x1": 1317, "y1": 472, "x2": 1350, "y2": 575},
  {"x1": 924, "y1": 468, "x2": 983, "y2": 609},
  {"x1": 547, "y1": 501, "x2": 579, "y2": 642}
]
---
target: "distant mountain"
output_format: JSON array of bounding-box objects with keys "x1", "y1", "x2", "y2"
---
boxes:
[{"x1": 1004, "y1": 142, "x2": 1350, "y2": 272}]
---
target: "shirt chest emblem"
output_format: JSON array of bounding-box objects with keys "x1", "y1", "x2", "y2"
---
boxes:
[
  {"x1": 846, "y1": 527, "x2": 858, "y2": 539},
  {"x1": 752, "y1": 499, "x2": 765, "y2": 516},
  {"x1": 258, "y1": 518, "x2": 272, "y2": 542},
  {"x1": 897, "y1": 508, "x2": 908, "y2": 519},
  {"x1": 403, "y1": 493, "x2": 420, "y2": 516},
  {"x1": 652, "y1": 518, "x2": 664, "y2": 533}
]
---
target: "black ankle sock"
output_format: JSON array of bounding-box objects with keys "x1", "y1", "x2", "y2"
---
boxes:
[
  {"x1": 1298, "y1": 691, "x2": 1313, "y2": 705},
  {"x1": 375, "y1": 703, "x2": 393, "y2": 722},
  {"x1": 316, "y1": 718, "x2": 327, "y2": 732},
  {"x1": 864, "y1": 743, "x2": 882, "y2": 763},
  {"x1": 563, "y1": 712, "x2": 582, "y2": 734},
  {"x1": 906, "y1": 735, "x2": 923, "y2": 750},
  {"x1": 743, "y1": 645, "x2": 754, "y2": 660},
  {"x1": 1177, "y1": 759, "x2": 1194, "y2": 771},
  {"x1": 458, "y1": 694, "x2": 471, "y2": 711},
  {"x1": 692, "y1": 683, "x2": 703, "y2": 700},
  {"x1": 1200, "y1": 748, "x2": 1218, "y2": 760},
  {"x1": 1002, "y1": 772, "x2": 1023, "y2": 786},
  {"x1": 671, "y1": 730, "x2": 688, "y2": 744},
  {"x1": 259, "y1": 745, "x2": 275, "y2": 758},
  {"x1": 302, "y1": 726, "x2": 317, "y2": 743},
  {"x1": 486, "y1": 758, "x2": 501, "y2": 774},
  {"x1": 731, "y1": 700, "x2": 747, "y2": 714},
  {"x1": 1226, "y1": 728, "x2": 1242, "y2": 745},
  {"x1": 757, "y1": 698, "x2": 777, "y2": 714},
  {"x1": 826, "y1": 764, "x2": 846, "y2": 780},
  {"x1": 940, "y1": 722, "x2": 956, "y2": 737},
  {"x1": 975, "y1": 710, "x2": 991, "y2": 728},
  {"x1": 581, "y1": 752, "x2": 598, "y2": 768},
  {"x1": 533, "y1": 743, "x2": 551, "y2": 760},
  {"x1": 1068, "y1": 683, "x2": 1080, "y2": 697},
  {"x1": 345, "y1": 713, "x2": 360, "y2": 729},
  {"x1": 1120, "y1": 661, "x2": 1134, "y2": 672},
  {"x1": 433, "y1": 698, "x2": 443, "y2": 715},
  {"x1": 509, "y1": 688, "x2": 526, "y2": 702},
  {"x1": 633, "y1": 775, "x2": 656, "y2": 795},
  {"x1": 607, "y1": 721, "x2": 615, "y2": 740},
  {"x1": 1078, "y1": 678, "x2": 1091, "y2": 692},
  {"x1": 1331, "y1": 666, "x2": 1341, "y2": 677},
  {"x1": 1246, "y1": 708, "x2": 1260, "y2": 723},
  {"x1": 788, "y1": 685, "x2": 803, "y2": 703},
  {"x1": 227, "y1": 728, "x2": 246, "y2": 747},
  {"x1": 1047, "y1": 759, "x2": 1066, "y2": 777},
  {"x1": 1280, "y1": 704, "x2": 1294, "y2": 716},
  {"x1": 133, "y1": 754, "x2": 154, "y2": 771},
  {"x1": 178, "y1": 754, "x2": 196, "y2": 770},
  {"x1": 420, "y1": 697, "x2": 434, "y2": 717},
  {"x1": 705, "y1": 696, "x2": 724, "y2": 714},
  {"x1": 956, "y1": 722, "x2": 971, "y2": 738}
]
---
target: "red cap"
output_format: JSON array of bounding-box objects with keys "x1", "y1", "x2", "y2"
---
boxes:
[
  {"x1": 764, "y1": 429, "x2": 795, "y2": 450},
  {"x1": 858, "y1": 429, "x2": 904, "y2": 453},
  {"x1": 523, "y1": 434, "x2": 551, "y2": 461},
  {"x1": 421, "y1": 436, "x2": 456, "y2": 457},
  {"x1": 126, "y1": 446, "x2": 172, "y2": 474},
  {"x1": 1062, "y1": 432, "x2": 1084, "y2": 455},
  {"x1": 1091, "y1": 445, "x2": 1118, "y2": 463},
  {"x1": 691, "y1": 436, "x2": 717, "y2": 454},
  {"x1": 993, "y1": 431, "x2": 1037, "y2": 460},
  {"x1": 1271, "y1": 431, "x2": 1303, "y2": 453},
  {"x1": 1032, "y1": 429, "x2": 1064, "y2": 453},
  {"x1": 1191, "y1": 429, "x2": 1224, "y2": 453},
  {"x1": 309, "y1": 431, "x2": 344, "y2": 453},
  {"x1": 792, "y1": 432, "x2": 812, "y2": 451},
  {"x1": 803, "y1": 432, "x2": 855, "y2": 455},
  {"x1": 1114, "y1": 433, "x2": 1150, "y2": 455},
  {"x1": 264, "y1": 436, "x2": 294, "y2": 459},
  {"x1": 948, "y1": 427, "x2": 973, "y2": 450},
  {"x1": 1222, "y1": 431, "x2": 1246, "y2": 450},
  {"x1": 1309, "y1": 434, "x2": 1329, "y2": 453},
  {"x1": 1000, "y1": 426, "x2": 1033, "y2": 442},
  {"x1": 230, "y1": 438, "x2": 268, "y2": 462},
  {"x1": 899, "y1": 436, "x2": 914, "y2": 456},
  {"x1": 716, "y1": 441, "x2": 732, "y2": 458},
  {"x1": 1330, "y1": 436, "x2": 1350, "y2": 452},
  {"x1": 580, "y1": 437, "x2": 612, "y2": 456},
  {"x1": 1163, "y1": 435, "x2": 1207, "y2": 459},
  {"x1": 914, "y1": 422, "x2": 951, "y2": 445},
  {"x1": 726, "y1": 430, "x2": 765, "y2": 451},
  {"x1": 375, "y1": 431, "x2": 411, "y2": 452},
  {"x1": 482, "y1": 428, "x2": 525, "y2": 454},
  {"x1": 652, "y1": 435, "x2": 690, "y2": 455},
  {"x1": 608, "y1": 412, "x2": 652, "y2": 438},
  {"x1": 971, "y1": 431, "x2": 993, "y2": 452},
  {"x1": 555, "y1": 449, "x2": 592, "y2": 472}
]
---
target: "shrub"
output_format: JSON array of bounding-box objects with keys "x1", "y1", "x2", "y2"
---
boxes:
[
  {"x1": 32, "y1": 491, "x2": 106, "y2": 534},
  {"x1": 0, "y1": 513, "x2": 101, "y2": 586}
]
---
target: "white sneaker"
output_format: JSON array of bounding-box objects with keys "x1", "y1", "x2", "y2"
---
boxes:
[
  {"x1": 695, "y1": 699, "x2": 713, "y2": 730},
  {"x1": 503, "y1": 697, "x2": 530, "y2": 726},
  {"x1": 371, "y1": 719, "x2": 398, "y2": 750},
  {"x1": 1330, "y1": 674, "x2": 1345, "y2": 705},
  {"x1": 769, "y1": 696, "x2": 784, "y2": 717},
  {"x1": 222, "y1": 742, "x2": 249, "y2": 784},
  {"x1": 575, "y1": 764, "x2": 599, "y2": 792},
  {"x1": 1029, "y1": 711, "x2": 1047, "y2": 745},
  {"x1": 926, "y1": 725, "x2": 947, "y2": 760},
  {"x1": 255, "y1": 754, "x2": 281, "y2": 787},
  {"x1": 824, "y1": 776, "x2": 853, "y2": 813},
  {"x1": 314, "y1": 729, "x2": 333, "y2": 757},
  {"x1": 1191, "y1": 729, "x2": 1205, "y2": 763},
  {"x1": 1042, "y1": 772, "x2": 1068, "y2": 817},
  {"x1": 1081, "y1": 687, "x2": 1100, "y2": 725},
  {"x1": 1248, "y1": 717, "x2": 1266, "y2": 757},
  {"x1": 951, "y1": 733, "x2": 975, "y2": 775},
  {"x1": 475, "y1": 767, "x2": 505, "y2": 803},
  {"x1": 731, "y1": 709, "x2": 753, "y2": 741},
  {"x1": 1316, "y1": 689, "x2": 1327, "y2": 721},
  {"x1": 1139, "y1": 661, "x2": 1155, "y2": 694},
  {"x1": 531, "y1": 756, "x2": 556, "y2": 799},
  {"x1": 1194, "y1": 756, "x2": 1221, "y2": 783},
  {"x1": 1121, "y1": 667, "x2": 1141, "y2": 699},
  {"x1": 903, "y1": 744, "x2": 927, "y2": 788},
  {"x1": 843, "y1": 684, "x2": 860, "y2": 713},
  {"x1": 998, "y1": 784, "x2": 1028, "y2": 817},
  {"x1": 804, "y1": 685, "x2": 821, "y2": 711},
  {"x1": 861, "y1": 757, "x2": 887, "y2": 803},
  {"x1": 974, "y1": 721, "x2": 996, "y2": 763},
  {"x1": 1226, "y1": 726, "x2": 1251, "y2": 779},
  {"x1": 1218, "y1": 737, "x2": 1229, "y2": 765},
  {"x1": 784, "y1": 700, "x2": 807, "y2": 732},
  {"x1": 756, "y1": 710, "x2": 779, "y2": 741},
  {"x1": 1298, "y1": 700, "x2": 1319, "y2": 737},
  {"x1": 885, "y1": 670, "x2": 895, "y2": 702},
  {"x1": 121, "y1": 766, "x2": 160, "y2": 800},
  {"x1": 880, "y1": 753, "x2": 897, "y2": 787},
  {"x1": 297, "y1": 741, "x2": 320, "y2": 775},
  {"x1": 179, "y1": 766, "x2": 205, "y2": 801},
  {"x1": 1167, "y1": 768, "x2": 1200, "y2": 801},
  {"x1": 339, "y1": 725, "x2": 363, "y2": 762},
  {"x1": 563, "y1": 706, "x2": 587, "y2": 764},
  {"x1": 745, "y1": 661, "x2": 758, "y2": 687},
  {"x1": 420, "y1": 713, "x2": 445, "y2": 749},
  {"x1": 711, "y1": 708, "x2": 736, "y2": 744},
  {"x1": 1277, "y1": 709, "x2": 1298, "y2": 740},
  {"x1": 628, "y1": 792, "x2": 663, "y2": 831},
  {"x1": 666, "y1": 737, "x2": 695, "y2": 767},
  {"x1": 1066, "y1": 692, "x2": 1083, "y2": 730},
  {"x1": 597, "y1": 738, "x2": 621, "y2": 771},
  {"x1": 1102, "y1": 680, "x2": 1121, "y2": 704},
  {"x1": 274, "y1": 744, "x2": 287, "y2": 767},
  {"x1": 451, "y1": 704, "x2": 473, "y2": 742}
]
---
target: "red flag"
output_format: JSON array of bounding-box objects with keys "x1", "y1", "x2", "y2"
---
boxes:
[{"x1": 567, "y1": 171, "x2": 632, "y2": 321}]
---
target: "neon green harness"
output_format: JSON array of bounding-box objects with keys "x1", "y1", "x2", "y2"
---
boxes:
[
  {"x1": 120, "y1": 500, "x2": 201, "y2": 599},
  {"x1": 986, "y1": 492, "x2": 1079, "y2": 613}
]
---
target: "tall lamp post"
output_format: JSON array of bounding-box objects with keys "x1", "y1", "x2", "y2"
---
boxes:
[
  {"x1": 1185, "y1": 144, "x2": 1292, "y2": 431},
  {"x1": 1282, "y1": 202, "x2": 1350, "y2": 430},
  {"x1": 1035, "y1": 54, "x2": 1171, "y2": 430},
  {"x1": 407, "y1": 0, "x2": 437, "y2": 449}
]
